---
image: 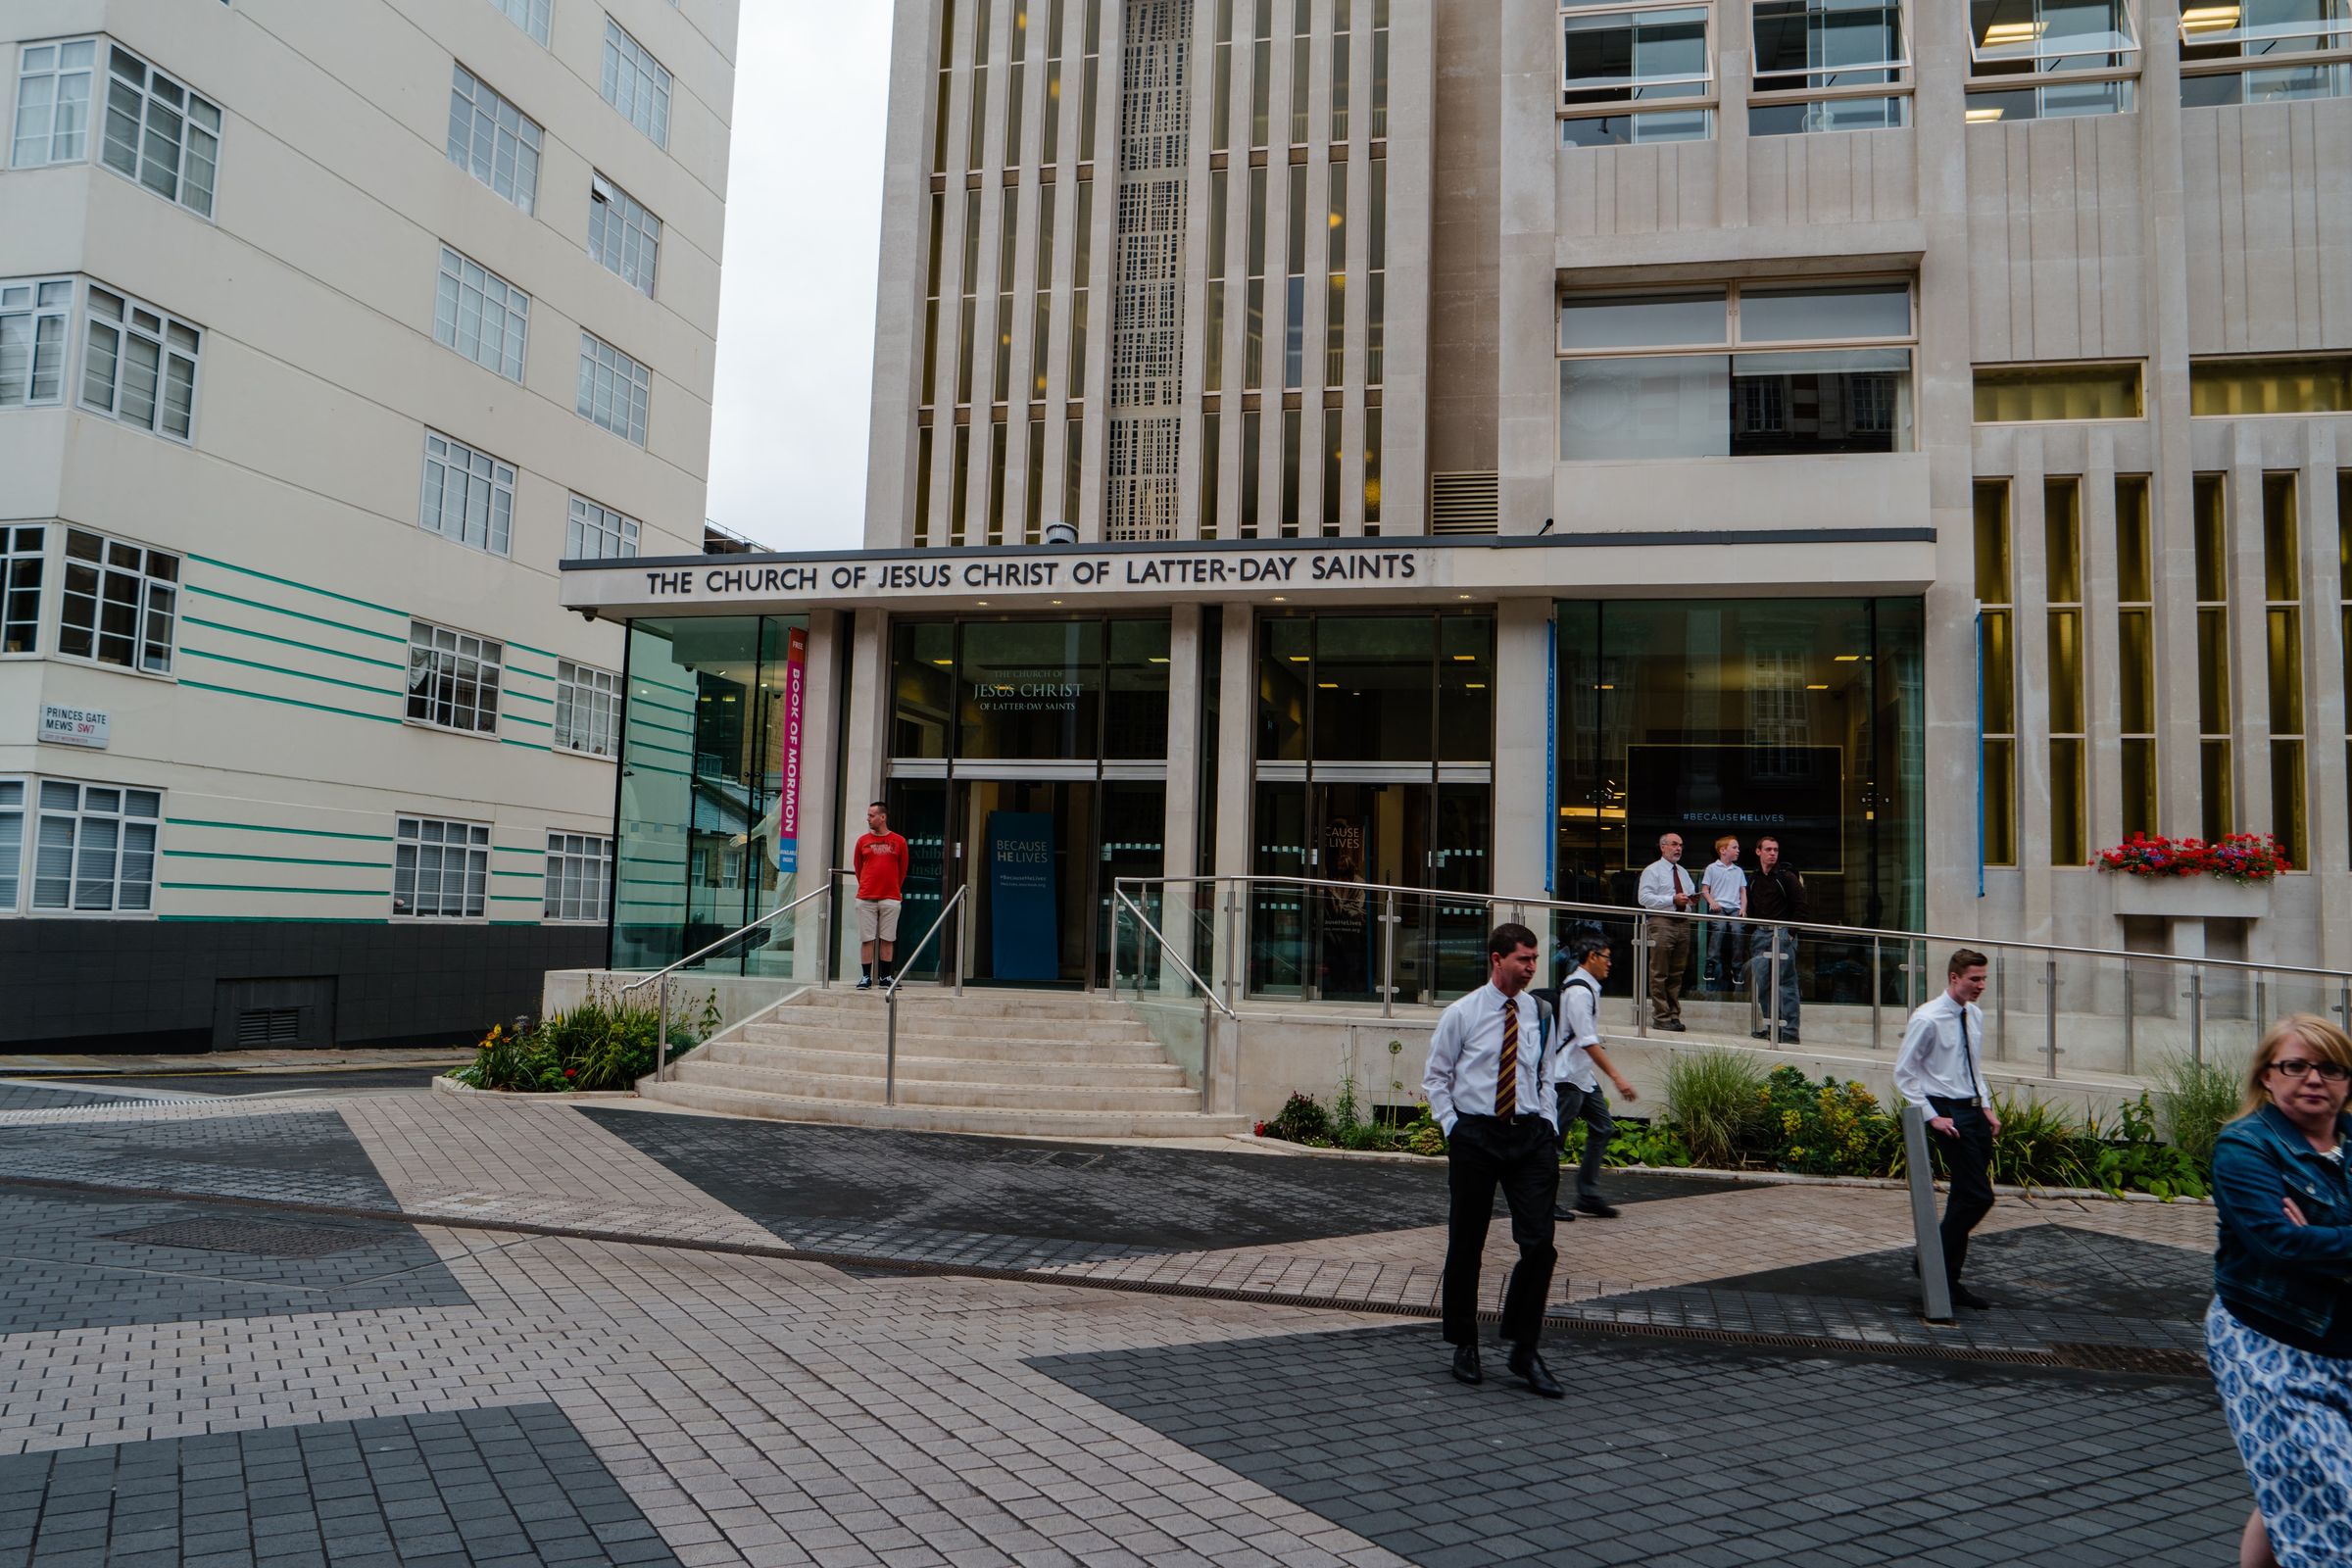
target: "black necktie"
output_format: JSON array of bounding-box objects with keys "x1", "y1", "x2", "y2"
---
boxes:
[{"x1": 1959, "y1": 1007, "x2": 1984, "y2": 1106}]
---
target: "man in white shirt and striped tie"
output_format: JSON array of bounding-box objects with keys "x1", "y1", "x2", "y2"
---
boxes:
[
  {"x1": 1637, "y1": 832, "x2": 1699, "y2": 1030},
  {"x1": 1894, "y1": 948, "x2": 2003, "y2": 1310},
  {"x1": 1422, "y1": 922, "x2": 1564, "y2": 1397}
]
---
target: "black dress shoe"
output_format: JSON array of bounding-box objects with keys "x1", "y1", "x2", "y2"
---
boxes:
[
  {"x1": 1575, "y1": 1198, "x2": 1622, "y2": 1219},
  {"x1": 1751, "y1": 1028, "x2": 1771, "y2": 1041},
  {"x1": 1450, "y1": 1344, "x2": 1483, "y2": 1384},
  {"x1": 1549, "y1": 1205, "x2": 1579, "y2": 1222},
  {"x1": 1507, "y1": 1344, "x2": 1564, "y2": 1397},
  {"x1": 1950, "y1": 1284, "x2": 1995, "y2": 1310},
  {"x1": 1656, "y1": 1019, "x2": 1687, "y2": 1032}
]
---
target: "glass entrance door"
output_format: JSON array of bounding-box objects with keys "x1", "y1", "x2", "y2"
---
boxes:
[
  {"x1": 960, "y1": 778, "x2": 1095, "y2": 988},
  {"x1": 1311, "y1": 781, "x2": 1432, "y2": 1004}
]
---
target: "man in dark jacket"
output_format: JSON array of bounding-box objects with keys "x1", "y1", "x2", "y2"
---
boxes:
[{"x1": 1743, "y1": 835, "x2": 1807, "y2": 1044}]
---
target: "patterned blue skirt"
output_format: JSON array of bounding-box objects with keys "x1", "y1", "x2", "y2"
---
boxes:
[{"x1": 2207, "y1": 1298, "x2": 2352, "y2": 1568}]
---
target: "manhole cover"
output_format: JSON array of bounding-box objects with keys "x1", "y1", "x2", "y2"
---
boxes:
[
  {"x1": 105, "y1": 1218, "x2": 379, "y2": 1258},
  {"x1": 2047, "y1": 1343, "x2": 2209, "y2": 1379}
]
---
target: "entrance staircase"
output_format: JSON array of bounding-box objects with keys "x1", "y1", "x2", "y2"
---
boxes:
[{"x1": 636, "y1": 988, "x2": 1253, "y2": 1138}]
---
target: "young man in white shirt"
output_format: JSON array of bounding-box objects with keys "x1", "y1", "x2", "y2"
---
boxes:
[
  {"x1": 1893, "y1": 948, "x2": 2002, "y2": 1310},
  {"x1": 1551, "y1": 934, "x2": 1640, "y2": 1221},
  {"x1": 1699, "y1": 834, "x2": 1747, "y2": 994},
  {"x1": 1635, "y1": 832, "x2": 1698, "y2": 1031},
  {"x1": 1421, "y1": 922, "x2": 1564, "y2": 1397}
]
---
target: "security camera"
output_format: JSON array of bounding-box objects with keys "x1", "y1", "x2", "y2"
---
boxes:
[{"x1": 1044, "y1": 521, "x2": 1078, "y2": 546}]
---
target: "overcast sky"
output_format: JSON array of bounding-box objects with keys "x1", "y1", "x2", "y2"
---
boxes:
[{"x1": 705, "y1": 5, "x2": 894, "y2": 554}]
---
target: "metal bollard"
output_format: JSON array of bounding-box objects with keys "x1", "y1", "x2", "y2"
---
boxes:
[{"x1": 1902, "y1": 1104, "x2": 1955, "y2": 1324}]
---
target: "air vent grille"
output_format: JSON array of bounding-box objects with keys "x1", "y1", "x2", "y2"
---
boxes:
[{"x1": 1429, "y1": 471, "x2": 1500, "y2": 534}]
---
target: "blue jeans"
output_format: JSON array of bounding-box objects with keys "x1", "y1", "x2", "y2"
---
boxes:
[
  {"x1": 1752, "y1": 929, "x2": 1801, "y2": 1037},
  {"x1": 1554, "y1": 1082, "x2": 1614, "y2": 1202},
  {"x1": 1706, "y1": 920, "x2": 1746, "y2": 990}
]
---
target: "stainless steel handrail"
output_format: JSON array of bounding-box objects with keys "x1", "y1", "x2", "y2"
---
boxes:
[
  {"x1": 1114, "y1": 889, "x2": 1233, "y2": 1113},
  {"x1": 1116, "y1": 872, "x2": 2352, "y2": 983},
  {"x1": 883, "y1": 884, "x2": 967, "y2": 1106},
  {"x1": 623, "y1": 870, "x2": 853, "y2": 1084}
]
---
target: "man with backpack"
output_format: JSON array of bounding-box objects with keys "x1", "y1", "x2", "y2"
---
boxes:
[
  {"x1": 1423, "y1": 922, "x2": 1564, "y2": 1397},
  {"x1": 1551, "y1": 933, "x2": 1640, "y2": 1221}
]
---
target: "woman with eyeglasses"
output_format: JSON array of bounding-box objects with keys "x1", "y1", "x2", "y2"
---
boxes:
[{"x1": 2208, "y1": 1013, "x2": 2352, "y2": 1568}]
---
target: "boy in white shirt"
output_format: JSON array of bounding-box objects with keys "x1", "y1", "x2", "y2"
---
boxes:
[
  {"x1": 1700, "y1": 834, "x2": 1748, "y2": 993},
  {"x1": 1552, "y1": 934, "x2": 1641, "y2": 1220}
]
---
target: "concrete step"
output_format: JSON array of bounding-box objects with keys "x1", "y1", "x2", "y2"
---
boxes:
[
  {"x1": 636, "y1": 1078, "x2": 1250, "y2": 1140},
  {"x1": 667, "y1": 1058, "x2": 1211, "y2": 1112},
  {"x1": 699, "y1": 1040, "x2": 1192, "y2": 1089},
  {"x1": 783, "y1": 987, "x2": 1134, "y2": 1022},
  {"x1": 735, "y1": 1022, "x2": 1169, "y2": 1061},
  {"x1": 744, "y1": 1009, "x2": 1155, "y2": 1045}
]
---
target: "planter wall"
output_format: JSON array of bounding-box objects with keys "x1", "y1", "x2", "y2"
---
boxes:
[{"x1": 2105, "y1": 875, "x2": 2276, "y2": 921}]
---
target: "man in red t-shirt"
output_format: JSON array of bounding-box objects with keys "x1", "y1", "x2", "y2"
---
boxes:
[{"x1": 852, "y1": 801, "x2": 910, "y2": 991}]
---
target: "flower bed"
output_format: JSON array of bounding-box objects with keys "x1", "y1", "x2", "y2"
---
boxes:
[
  {"x1": 2097, "y1": 831, "x2": 2290, "y2": 884},
  {"x1": 446, "y1": 981, "x2": 715, "y2": 1094},
  {"x1": 1258, "y1": 1055, "x2": 2228, "y2": 1201}
]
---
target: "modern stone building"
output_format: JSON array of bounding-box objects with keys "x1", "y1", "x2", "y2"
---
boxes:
[
  {"x1": 2, "y1": 0, "x2": 739, "y2": 1050},
  {"x1": 566, "y1": 0, "x2": 2352, "y2": 1013}
]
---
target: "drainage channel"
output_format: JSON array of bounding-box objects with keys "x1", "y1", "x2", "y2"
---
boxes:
[{"x1": 0, "y1": 1171, "x2": 2208, "y2": 1381}]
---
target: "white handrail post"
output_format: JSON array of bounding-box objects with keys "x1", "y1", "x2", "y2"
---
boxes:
[
  {"x1": 656, "y1": 973, "x2": 669, "y2": 1085},
  {"x1": 1634, "y1": 913, "x2": 1650, "y2": 1039}
]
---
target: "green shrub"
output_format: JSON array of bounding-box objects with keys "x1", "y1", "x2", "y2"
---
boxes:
[
  {"x1": 1984, "y1": 1094, "x2": 2102, "y2": 1191},
  {"x1": 1605, "y1": 1118, "x2": 1692, "y2": 1168},
  {"x1": 1404, "y1": 1116, "x2": 1447, "y2": 1157},
  {"x1": 1765, "y1": 1067, "x2": 1903, "y2": 1177},
  {"x1": 2154, "y1": 1050, "x2": 2244, "y2": 1174},
  {"x1": 1662, "y1": 1050, "x2": 1770, "y2": 1168},
  {"x1": 450, "y1": 980, "x2": 708, "y2": 1095},
  {"x1": 1262, "y1": 1092, "x2": 1333, "y2": 1145}
]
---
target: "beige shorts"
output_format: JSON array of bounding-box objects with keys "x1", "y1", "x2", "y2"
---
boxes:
[{"x1": 856, "y1": 898, "x2": 902, "y2": 942}]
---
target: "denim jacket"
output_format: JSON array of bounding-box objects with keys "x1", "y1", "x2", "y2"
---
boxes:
[{"x1": 2212, "y1": 1103, "x2": 2352, "y2": 1347}]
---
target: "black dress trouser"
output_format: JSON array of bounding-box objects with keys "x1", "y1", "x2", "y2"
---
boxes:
[
  {"x1": 1441, "y1": 1113, "x2": 1560, "y2": 1347},
  {"x1": 1930, "y1": 1096, "x2": 1996, "y2": 1282}
]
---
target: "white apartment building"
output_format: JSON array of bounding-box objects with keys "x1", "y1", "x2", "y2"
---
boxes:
[{"x1": 1, "y1": 0, "x2": 739, "y2": 1051}]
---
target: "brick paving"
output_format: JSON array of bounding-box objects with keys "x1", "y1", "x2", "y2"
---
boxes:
[
  {"x1": 0, "y1": 1082, "x2": 2259, "y2": 1566},
  {"x1": 0, "y1": 1404, "x2": 677, "y2": 1568}
]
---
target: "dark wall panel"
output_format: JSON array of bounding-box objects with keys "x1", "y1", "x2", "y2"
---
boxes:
[{"x1": 0, "y1": 921, "x2": 606, "y2": 1054}]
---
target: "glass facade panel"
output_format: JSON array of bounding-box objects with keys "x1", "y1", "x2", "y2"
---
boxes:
[
  {"x1": 614, "y1": 614, "x2": 808, "y2": 972},
  {"x1": 1739, "y1": 283, "x2": 1910, "y2": 342},
  {"x1": 1554, "y1": 598, "x2": 1927, "y2": 934},
  {"x1": 2190, "y1": 355, "x2": 2352, "y2": 416},
  {"x1": 958, "y1": 620, "x2": 1106, "y2": 760},
  {"x1": 1312, "y1": 615, "x2": 1436, "y2": 761},
  {"x1": 1974, "y1": 364, "x2": 2143, "y2": 421}
]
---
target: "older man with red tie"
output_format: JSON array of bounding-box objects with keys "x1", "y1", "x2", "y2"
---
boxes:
[
  {"x1": 1637, "y1": 831, "x2": 1698, "y2": 1031},
  {"x1": 1422, "y1": 922, "x2": 1564, "y2": 1397}
]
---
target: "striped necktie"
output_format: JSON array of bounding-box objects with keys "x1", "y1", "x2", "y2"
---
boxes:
[{"x1": 1495, "y1": 999, "x2": 1519, "y2": 1117}]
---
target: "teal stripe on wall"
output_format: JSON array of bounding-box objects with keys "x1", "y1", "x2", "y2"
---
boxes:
[
  {"x1": 500, "y1": 737, "x2": 553, "y2": 753},
  {"x1": 159, "y1": 914, "x2": 390, "y2": 925},
  {"x1": 181, "y1": 647, "x2": 397, "y2": 697},
  {"x1": 182, "y1": 616, "x2": 406, "y2": 670},
  {"x1": 168, "y1": 818, "x2": 394, "y2": 843},
  {"x1": 163, "y1": 850, "x2": 387, "y2": 870},
  {"x1": 186, "y1": 586, "x2": 408, "y2": 644},
  {"x1": 631, "y1": 716, "x2": 693, "y2": 739},
  {"x1": 506, "y1": 689, "x2": 554, "y2": 706},
  {"x1": 161, "y1": 882, "x2": 389, "y2": 896},
  {"x1": 179, "y1": 679, "x2": 401, "y2": 724},
  {"x1": 188, "y1": 554, "x2": 406, "y2": 619},
  {"x1": 505, "y1": 712, "x2": 554, "y2": 729}
]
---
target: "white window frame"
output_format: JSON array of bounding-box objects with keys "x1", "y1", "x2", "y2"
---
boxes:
[
  {"x1": 0, "y1": 777, "x2": 25, "y2": 912},
  {"x1": 2180, "y1": 2, "x2": 2352, "y2": 106},
  {"x1": 11, "y1": 38, "x2": 97, "y2": 169},
  {"x1": 433, "y1": 245, "x2": 529, "y2": 383},
  {"x1": 602, "y1": 19, "x2": 673, "y2": 147},
  {"x1": 1556, "y1": 276, "x2": 1918, "y2": 460},
  {"x1": 1, "y1": 524, "x2": 42, "y2": 656},
  {"x1": 30, "y1": 778, "x2": 161, "y2": 915},
  {"x1": 553, "y1": 661, "x2": 621, "y2": 759},
  {"x1": 97, "y1": 41, "x2": 222, "y2": 217},
  {"x1": 58, "y1": 526, "x2": 178, "y2": 675},
  {"x1": 447, "y1": 65, "x2": 542, "y2": 215},
  {"x1": 418, "y1": 430, "x2": 515, "y2": 556},
  {"x1": 1559, "y1": 2, "x2": 1718, "y2": 144},
  {"x1": 487, "y1": 0, "x2": 553, "y2": 46},
  {"x1": 0, "y1": 275, "x2": 74, "y2": 408},
  {"x1": 393, "y1": 814, "x2": 490, "y2": 920},
  {"x1": 564, "y1": 493, "x2": 641, "y2": 560},
  {"x1": 1748, "y1": 0, "x2": 1913, "y2": 134},
  {"x1": 544, "y1": 831, "x2": 612, "y2": 923},
  {"x1": 588, "y1": 172, "x2": 662, "y2": 297},
  {"x1": 79, "y1": 283, "x2": 202, "y2": 441},
  {"x1": 576, "y1": 330, "x2": 651, "y2": 444},
  {"x1": 1965, "y1": 0, "x2": 2141, "y2": 122},
  {"x1": 405, "y1": 619, "x2": 503, "y2": 736}
]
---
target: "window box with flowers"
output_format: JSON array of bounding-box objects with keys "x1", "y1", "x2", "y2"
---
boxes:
[{"x1": 2098, "y1": 833, "x2": 2287, "y2": 919}]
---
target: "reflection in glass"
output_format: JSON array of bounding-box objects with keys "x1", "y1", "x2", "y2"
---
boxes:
[
  {"x1": 1982, "y1": 610, "x2": 2015, "y2": 734},
  {"x1": 2121, "y1": 736, "x2": 2156, "y2": 842},
  {"x1": 1728, "y1": 349, "x2": 1910, "y2": 455},
  {"x1": 1558, "y1": 290, "x2": 1727, "y2": 351},
  {"x1": 1974, "y1": 363, "x2": 2142, "y2": 421},
  {"x1": 1314, "y1": 615, "x2": 1436, "y2": 762},
  {"x1": 2118, "y1": 609, "x2": 2154, "y2": 733},
  {"x1": 2048, "y1": 610, "x2": 2082, "y2": 734},
  {"x1": 2199, "y1": 607, "x2": 2233, "y2": 733},
  {"x1": 957, "y1": 619, "x2": 1105, "y2": 760},
  {"x1": 1560, "y1": 355, "x2": 1730, "y2": 459},
  {"x1": 1560, "y1": 108, "x2": 1716, "y2": 146},
  {"x1": 2275, "y1": 740, "x2": 2309, "y2": 869},
  {"x1": 1749, "y1": 97, "x2": 1907, "y2": 135},
  {"x1": 2050, "y1": 736, "x2": 2085, "y2": 865},
  {"x1": 2191, "y1": 355, "x2": 2352, "y2": 416},
  {"x1": 2203, "y1": 738, "x2": 2234, "y2": 840},
  {"x1": 1740, "y1": 283, "x2": 1910, "y2": 342}
]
